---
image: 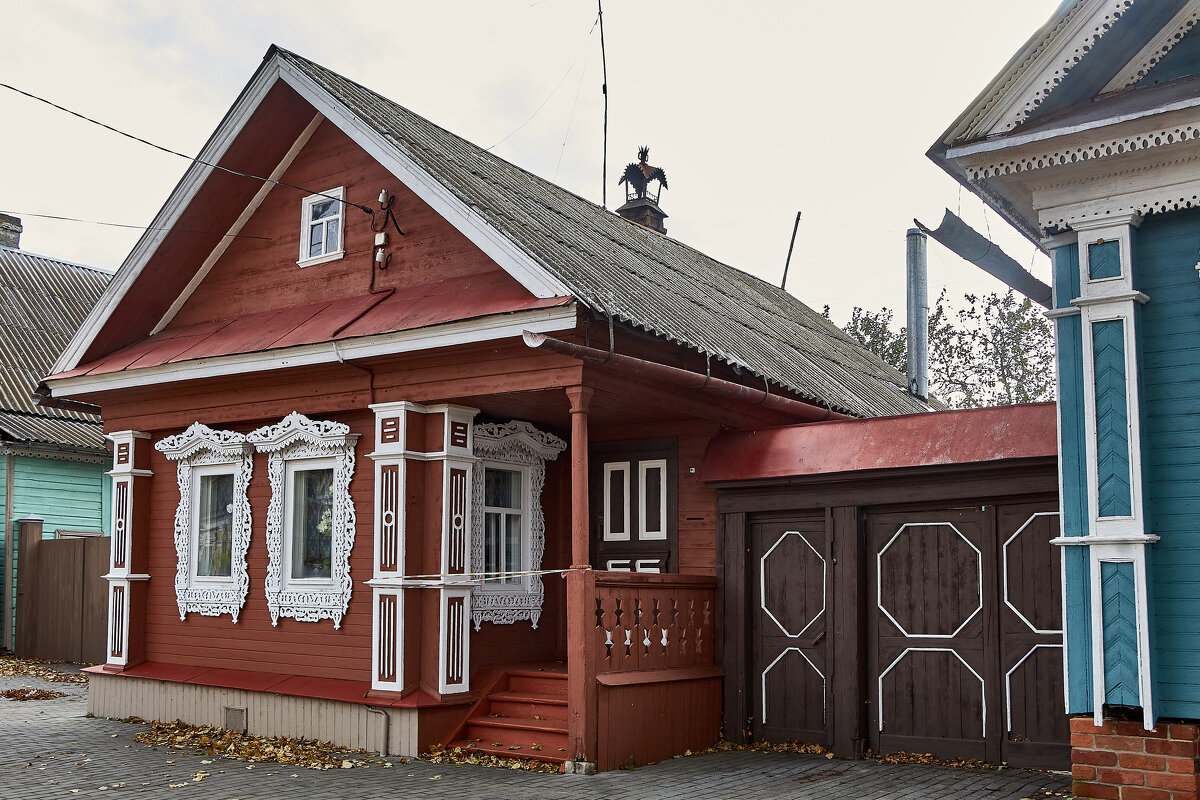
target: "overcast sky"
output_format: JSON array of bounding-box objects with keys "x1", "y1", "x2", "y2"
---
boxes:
[{"x1": 2, "y1": 1, "x2": 1057, "y2": 324}]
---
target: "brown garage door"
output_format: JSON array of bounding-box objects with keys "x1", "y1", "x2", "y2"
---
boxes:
[{"x1": 867, "y1": 502, "x2": 1067, "y2": 766}]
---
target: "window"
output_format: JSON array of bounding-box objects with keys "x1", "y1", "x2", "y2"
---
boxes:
[
  {"x1": 248, "y1": 412, "x2": 360, "y2": 628},
  {"x1": 470, "y1": 421, "x2": 566, "y2": 629},
  {"x1": 482, "y1": 466, "x2": 527, "y2": 586},
  {"x1": 155, "y1": 423, "x2": 254, "y2": 623},
  {"x1": 285, "y1": 460, "x2": 335, "y2": 581},
  {"x1": 298, "y1": 187, "x2": 345, "y2": 267}
]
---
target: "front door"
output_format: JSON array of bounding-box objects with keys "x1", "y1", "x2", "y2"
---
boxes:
[{"x1": 590, "y1": 439, "x2": 677, "y2": 572}]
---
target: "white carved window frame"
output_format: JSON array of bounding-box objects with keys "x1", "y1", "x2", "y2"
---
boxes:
[
  {"x1": 248, "y1": 412, "x2": 359, "y2": 629},
  {"x1": 470, "y1": 420, "x2": 565, "y2": 630},
  {"x1": 155, "y1": 423, "x2": 254, "y2": 623}
]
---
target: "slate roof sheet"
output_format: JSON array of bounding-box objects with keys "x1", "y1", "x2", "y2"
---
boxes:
[
  {"x1": 0, "y1": 245, "x2": 109, "y2": 449},
  {"x1": 276, "y1": 48, "x2": 928, "y2": 418}
]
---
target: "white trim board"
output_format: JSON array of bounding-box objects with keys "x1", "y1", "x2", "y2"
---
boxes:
[{"x1": 47, "y1": 305, "x2": 577, "y2": 397}]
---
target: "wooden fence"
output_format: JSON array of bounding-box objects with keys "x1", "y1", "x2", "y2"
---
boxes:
[{"x1": 15, "y1": 521, "x2": 108, "y2": 663}]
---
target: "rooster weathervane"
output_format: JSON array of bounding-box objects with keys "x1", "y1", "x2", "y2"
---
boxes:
[{"x1": 619, "y1": 146, "x2": 668, "y2": 202}]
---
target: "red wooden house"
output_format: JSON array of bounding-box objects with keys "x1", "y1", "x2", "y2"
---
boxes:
[{"x1": 43, "y1": 47, "x2": 928, "y2": 771}]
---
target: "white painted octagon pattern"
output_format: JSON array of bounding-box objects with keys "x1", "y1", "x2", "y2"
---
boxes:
[
  {"x1": 759, "y1": 530, "x2": 826, "y2": 639},
  {"x1": 876, "y1": 522, "x2": 982, "y2": 639}
]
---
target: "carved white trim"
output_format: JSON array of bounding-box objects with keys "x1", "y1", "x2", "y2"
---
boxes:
[
  {"x1": 470, "y1": 421, "x2": 565, "y2": 630},
  {"x1": 156, "y1": 423, "x2": 254, "y2": 623},
  {"x1": 248, "y1": 412, "x2": 360, "y2": 629},
  {"x1": 1101, "y1": 1, "x2": 1200, "y2": 93}
]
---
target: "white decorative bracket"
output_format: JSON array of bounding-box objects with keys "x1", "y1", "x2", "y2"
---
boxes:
[{"x1": 156, "y1": 423, "x2": 254, "y2": 623}]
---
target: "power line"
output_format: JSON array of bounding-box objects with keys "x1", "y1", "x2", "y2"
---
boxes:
[
  {"x1": 1, "y1": 210, "x2": 271, "y2": 240},
  {"x1": 0, "y1": 81, "x2": 374, "y2": 217}
]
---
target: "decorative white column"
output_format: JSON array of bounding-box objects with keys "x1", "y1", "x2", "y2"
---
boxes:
[
  {"x1": 1051, "y1": 214, "x2": 1157, "y2": 728},
  {"x1": 366, "y1": 402, "x2": 477, "y2": 695},
  {"x1": 104, "y1": 430, "x2": 152, "y2": 670}
]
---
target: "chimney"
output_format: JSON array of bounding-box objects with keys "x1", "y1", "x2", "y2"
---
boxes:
[
  {"x1": 616, "y1": 146, "x2": 669, "y2": 234},
  {"x1": 0, "y1": 214, "x2": 21, "y2": 249},
  {"x1": 906, "y1": 227, "x2": 929, "y2": 400}
]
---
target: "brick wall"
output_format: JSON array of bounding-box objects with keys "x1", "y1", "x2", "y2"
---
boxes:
[{"x1": 1071, "y1": 717, "x2": 1200, "y2": 800}]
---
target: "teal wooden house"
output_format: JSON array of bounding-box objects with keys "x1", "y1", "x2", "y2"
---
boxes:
[
  {"x1": 932, "y1": 2, "x2": 1200, "y2": 795},
  {"x1": 0, "y1": 216, "x2": 111, "y2": 652}
]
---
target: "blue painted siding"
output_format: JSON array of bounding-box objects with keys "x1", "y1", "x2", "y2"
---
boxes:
[
  {"x1": 1053, "y1": 242, "x2": 1094, "y2": 712},
  {"x1": 1092, "y1": 320, "x2": 1133, "y2": 517},
  {"x1": 1089, "y1": 240, "x2": 1122, "y2": 280},
  {"x1": 1101, "y1": 561, "x2": 1140, "y2": 706},
  {"x1": 1132, "y1": 206, "x2": 1200, "y2": 718},
  {"x1": 1138, "y1": 23, "x2": 1200, "y2": 87},
  {"x1": 11, "y1": 456, "x2": 108, "y2": 535}
]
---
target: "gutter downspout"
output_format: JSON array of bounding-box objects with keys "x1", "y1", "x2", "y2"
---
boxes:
[
  {"x1": 366, "y1": 705, "x2": 389, "y2": 757},
  {"x1": 523, "y1": 332, "x2": 851, "y2": 422},
  {"x1": 3, "y1": 452, "x2": 12, "y2": 653},
  {"x1": 32, "y1": 383, "x2": 102, "y2": 416}
]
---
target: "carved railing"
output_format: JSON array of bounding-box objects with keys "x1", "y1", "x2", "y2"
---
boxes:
[{"x1": 590, "y1": 572, "x2": 717, "y2": 675}]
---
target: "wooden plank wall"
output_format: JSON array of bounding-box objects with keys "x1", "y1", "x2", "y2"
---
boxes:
[
  {"x1": 12, "y1": 456, "x2": 108, "y2": 535},
  {"x1": 87, "y1": 673, "x2": 420, "y2": 756},
  {"x1": 15, "y1": 531, "x2": 108, "y2": 662},
  {"x1": 596, "y1": 676, "x2": 722, "y2": 771}
]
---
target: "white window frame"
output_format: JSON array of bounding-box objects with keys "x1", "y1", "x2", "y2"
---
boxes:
[
  {"x1": 281, "y1": 456, "x2": 338, "y2": 591},
  {"x1": 297, "y1": 187, "x2": 346, "y2": 268},
  {"x1": 479, "y1": 462, "x2": 532, "y2": 592},
  {"x1": 248, "y1": 412, "x2": 359, "y2": 629},
  {"x1": 155, "y1": 423, "x2": 254, "y2": 623},
  {"x1": 470, "y1": 421, "x2": 565, "y2": 630}
]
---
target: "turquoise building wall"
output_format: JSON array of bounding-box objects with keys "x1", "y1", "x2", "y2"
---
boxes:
[{"x1": 1131, "y1": 207, "x2": 1200, "y2": 719}]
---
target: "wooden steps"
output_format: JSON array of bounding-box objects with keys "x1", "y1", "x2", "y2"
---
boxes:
[{"x1": 449, "y1": 668, "x2": 569, "y2": 765}]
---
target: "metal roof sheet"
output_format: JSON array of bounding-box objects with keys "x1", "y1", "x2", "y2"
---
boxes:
[
  {"x1": 0, "y1": 410, "x2": 106, "y2": 453},
  {"x1": 0, "y1": 245, "x2": 109, "y2": 445},
  {"x1": 275, "y1": 49, "x2": 929, "y2": 418},
  {"x1": 63, "y1": 271, "x2": 569, "y2": 376}
]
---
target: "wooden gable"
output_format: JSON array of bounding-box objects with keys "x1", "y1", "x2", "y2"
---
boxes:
[{"x1": 166, "y1": 119, "x2": 514, "y2": 330}]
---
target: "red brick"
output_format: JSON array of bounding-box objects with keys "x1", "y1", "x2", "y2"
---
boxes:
[
  {"x1": 1170, "y1": 792, "x2": 1200, "y2": 800},
  {"x1": 1076, "y1": 733, "x2": 1099, "y2": 747},
  {"x1": 1169, "y1": 757, "x2": 1199, "y2": 774},
  {"x1": 1147, "y1": 739, "x2": 1196, "y2": 758},
  {"x1": 1145, "y1": 771, "x2": 1199, "y2": 791},
  {"x1": 1097, "y1": 767, "x2": 1145, "y2": 785},
  {"x1": 1097, "y1": 735, "x2": 1150, "y2": 752},
  {"x1": 1120, "y1": 753, "x2": 1168, "y2": 771},
  {"x1": 1170, "y1": 724, "x2": 1200, "y2": 741},
  {"x1": 1118, "y1": 787, "x2": 1171, "y2": 800},
  {"x1": 1116, "y1": 721, "x2": 1168, "y2": 739},
  {"x1": 1075, "y1": 764, "x2": 1098, "y2": 780},
  {"x1": 1076, "y1": 749, "x2": 1121, "y2": 766},
  {"x1": 1075, "y1": 717, "x2": 1114, "y2": 734},
  {"x1": 1074, "y1": 780, "x2": 1120, "y2": 799}
]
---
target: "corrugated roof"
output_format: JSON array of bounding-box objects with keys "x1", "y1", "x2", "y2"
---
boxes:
[
  {"x1": 0, "y1": 245, "x2": 110, "y2": 448},
  {"x1": 0, "y1": 411, "x2": 106, "y2": 453},
  {"x1": 276, "y1": 49, "x2": 928, "y2": 418}
]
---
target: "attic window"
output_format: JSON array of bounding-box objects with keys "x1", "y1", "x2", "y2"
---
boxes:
[{"x1": 298, "y1": 187, "x2": 345, "y2": 267}]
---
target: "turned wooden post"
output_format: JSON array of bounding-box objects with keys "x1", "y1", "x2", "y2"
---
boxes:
[{"x1": 565, "y1": 385, "x2": 596, "y2": 765}]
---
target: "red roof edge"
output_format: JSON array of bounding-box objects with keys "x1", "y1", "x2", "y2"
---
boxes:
[{"x1": 700, "y1": 402, "x2": 1057, "y2": 483}]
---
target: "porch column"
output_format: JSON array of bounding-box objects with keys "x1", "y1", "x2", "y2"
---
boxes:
[
  {"x1": 104, "y1": 431, "x2": 153, "y2": 671},
  {"x1": 565, "y1": 386, "x2": 597, "y2": 766}
]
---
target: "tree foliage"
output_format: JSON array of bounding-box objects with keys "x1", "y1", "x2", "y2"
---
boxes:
[{"x1": 825, "y1": 290, "x2": 1055, "y2": 409}]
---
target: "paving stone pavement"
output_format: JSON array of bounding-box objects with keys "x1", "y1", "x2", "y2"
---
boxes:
[{"x1": 0, "y1": 668, "x2": 1073, "y2": 800}]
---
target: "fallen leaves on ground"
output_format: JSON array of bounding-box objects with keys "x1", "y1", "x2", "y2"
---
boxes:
[
  {"x1": 870, "y1": 750, "x2": 997, "y2": 769},
  {"x1": 0, "y1": 656, "x2": 88, "y2": 685},
  {"x1": 1, "y1": 687, "x2": 69, "y2": 701},
  {"x1": 698, "y1": 740, "x2": 832, "y2": 756},
  {"x1": 422, "y1": 744, "x2": 560, "y2": 773},
  {"x1": 130, "y1": 720, "x2": 384, "y2": 770},
  {"x1": 1020, "y1": 791, "x2": 1072, "y2": 799}
]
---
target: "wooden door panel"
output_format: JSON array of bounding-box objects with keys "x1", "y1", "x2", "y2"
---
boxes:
[
  {"x1": 751, "y1": 516, "x2": 830, "y2": 745},
  {"x1": 997, "y1": 502, "x2": 1069, "y2": 767}
]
